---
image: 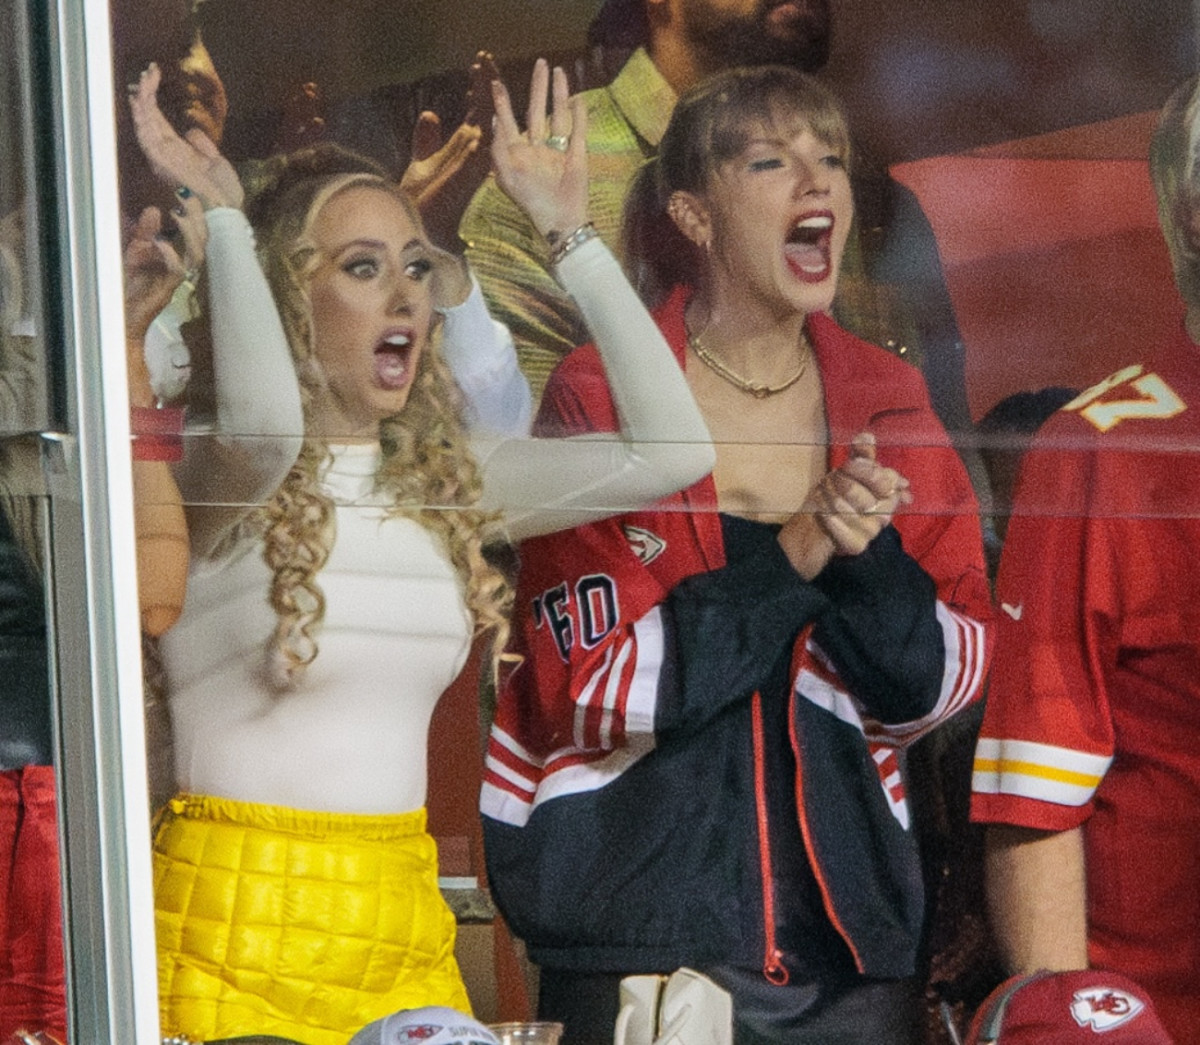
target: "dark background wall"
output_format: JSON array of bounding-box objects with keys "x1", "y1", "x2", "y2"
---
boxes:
[
  {"x1": 822, "y1": 0, "x2": 1195, "y2": 162},
  {"x1": 198, "y1": 0, "x2": 1197, "y2": 167}
]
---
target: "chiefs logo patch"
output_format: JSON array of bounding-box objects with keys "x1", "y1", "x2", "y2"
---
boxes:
[
  {"x1": 397, "y1": 1026, "x2": 443, "y2": 1042},
  {"x1": 1070, "y1": 986, "x2": 1145, "y2": 1032},
  {"x1": 623, "y1": 524, "x2": 666, "y2": 565}
]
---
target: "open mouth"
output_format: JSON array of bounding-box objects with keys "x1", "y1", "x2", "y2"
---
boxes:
[
  {"x1": 784, "y1": 212, "x2": 833, "y2": 283},
  {"x1": 374, "y1": 331, "x2": 414, "y2": 390}
]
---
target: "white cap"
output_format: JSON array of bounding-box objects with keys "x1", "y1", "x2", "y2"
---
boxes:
[{"x1": 349, "y1": 1006, "x2": 501, "y2": 1045}]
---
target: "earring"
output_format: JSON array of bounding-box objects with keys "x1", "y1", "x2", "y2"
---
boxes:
[{"x1": 668, "y1": 193, "x2": 707, "y2": 251}]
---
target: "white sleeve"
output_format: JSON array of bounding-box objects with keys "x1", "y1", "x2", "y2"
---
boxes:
[
  {"x1": 438, "y1": 275, "x2": 532, "y2": 436},
  {"x1": 475, "y1": 237, "x2": 715, "y2": 541},
  {"x1": 174, "y1": 207, "x2": 303, "y2": 557}
]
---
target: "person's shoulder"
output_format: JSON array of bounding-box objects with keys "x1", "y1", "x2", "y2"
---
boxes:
[
  {"x1": 1038, "y1": 347, "x2": 1199, "y2": 447},
  {"x1": 534, "y1": 341, "x2": 615, "y2": 435},
  {"x1": 461, "y1": 169, "x2": 528, "y2": 239},
  {"x1": 579, "y1": 79, "x2": 613, "y2": 111},
  {"x1": 547, "y1": 341, "x2": 606, "y2": 388},
  {"x1": 580, "y1": 84, "x2": 646, "y2": 160}
]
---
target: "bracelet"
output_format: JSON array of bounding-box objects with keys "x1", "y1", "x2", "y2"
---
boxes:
[
  {"x1": 547, "y1": 222, "x2": 597, "y2": 269},
  {"x1": 131, "y1": 406, "x2": 185, "y2": 462}
]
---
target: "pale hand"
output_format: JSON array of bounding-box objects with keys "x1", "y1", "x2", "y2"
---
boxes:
[
  {"x1": 490, "y1": 58, "x2": 588, "y2": 242},
  {"x1": 123, "y1": 197, "x2": 206, "y2": 346},
  {"x1": 778, "y1": 432, "x2": 912, "y2": 578},
  {"x1": 129, "y1": 62, "x2": 244, "y2": 211}
]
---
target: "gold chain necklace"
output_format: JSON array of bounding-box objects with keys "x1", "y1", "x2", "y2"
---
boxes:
[{"x1": 688, "y1": 328, "x2": 812, "y2": 399}]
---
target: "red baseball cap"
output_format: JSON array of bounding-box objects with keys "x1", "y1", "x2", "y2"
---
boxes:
[{"x1": 965, "y1": 971, "x2": 1174, "y2": 1044}]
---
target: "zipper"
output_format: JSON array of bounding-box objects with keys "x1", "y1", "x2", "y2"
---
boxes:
[
  {"x1": 751, "y1": 691, "x2": 789, "y2": 985},
  {"x1": 787, "y1": 659, "x2": 865, "y2": 973}
]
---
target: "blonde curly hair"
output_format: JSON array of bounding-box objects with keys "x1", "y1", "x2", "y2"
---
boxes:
[{"x1": 245, "y1": 150, "x2": 512, "y2": 689}]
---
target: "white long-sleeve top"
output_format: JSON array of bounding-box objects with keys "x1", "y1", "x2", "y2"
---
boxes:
[
  {"x1": 162, "y1": 236, "x2": 714, "y2": 815},
  {"x1": 169, "y1": 208, "x2": 304, "y2": 559},
  {"x1": 440, "y1": 276, "x2": 532, "y2": 436}
]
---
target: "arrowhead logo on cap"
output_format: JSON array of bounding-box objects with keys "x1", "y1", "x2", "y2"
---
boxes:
[{"x1": 1071, "y1": 987, "x2": 1145, "y2": 1032}]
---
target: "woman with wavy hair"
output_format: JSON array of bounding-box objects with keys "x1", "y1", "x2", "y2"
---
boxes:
[{"x1": 132, "y1": 59, "x2": 714, "y2": 1045}]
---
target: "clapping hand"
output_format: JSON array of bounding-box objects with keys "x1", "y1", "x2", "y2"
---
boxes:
[
  {"x1": 129, "y1": 62, "x2": 244, "y2": 211},
  {"x1": 818, "y1": 431, "x2": 912, "y2": 549},
  {"x1": 489, "y1": 58, "x2": 588, "y2": 243},
  {"x1": 779, "y1": 432, "x2": 912, "y2": 579},
  {"x1": 122, "y1": 196, "x2": 206, "y2": 403},
  {"x1": 123, "y1": 196, "x2": 206, "y2": 346}
]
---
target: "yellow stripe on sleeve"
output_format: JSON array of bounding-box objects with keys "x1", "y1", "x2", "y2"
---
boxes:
[{"x1": 973, "y1": 737, "x2": 1112, "y2": 807}]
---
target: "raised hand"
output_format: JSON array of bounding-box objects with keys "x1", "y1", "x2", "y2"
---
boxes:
[
  {"x1": 401, "y1": 114, "x2": 482, "y2": 207},
  {"x1": 123, "y1": 201, "x2": 194, "y2": 637},
  {"x1": 129, "y1": 62, "x2": 244, "y2": 211},
  {"x1": 401, "y1": 51, "x2": 499, "y2": 251},
  {"x1": 778, "y1": 432, "x2": 913, "y2": 579},
  {"x1": 489, "y1": 58, "x2": 588, "y2": 242},
  {"x1": 463, "y1": 51, "x2": 501, "y2": 135}
]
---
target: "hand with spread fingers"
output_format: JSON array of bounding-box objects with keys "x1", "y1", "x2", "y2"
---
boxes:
[
  {"x1": 489, "y1": 58, "x2": 588, "y2": 244},
  {"x1": 403, "y1": 114, "x2": 482, "y2": 206},
  {"x1": 402, "y1": 50, "x2": 499, "y2": 206},
  {"x1": 129, "y1": 62, "x2": 244, "y2": 211},
  {"x1": 401, "y1": 50, "x2": 499, "y2": 251}
]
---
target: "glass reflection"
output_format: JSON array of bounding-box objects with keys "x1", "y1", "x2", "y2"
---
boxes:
[
  {"x1": 0, "y1": 433, "x2": 62, "y2": 1039},
  {"x1": 0, "y1": 435, "x2": 60, "y2": 1042},
  {"x1": 0, "y1": 0, "x2": 48, "y2": 437},
  {"x1": 0, "y1": 0, "x2": 62, "y2": 1031},
  {"x1": 31, "y1": 0, "x2": 1199, "y2": 1040}
]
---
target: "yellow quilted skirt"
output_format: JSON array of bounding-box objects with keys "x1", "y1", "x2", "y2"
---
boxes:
[{"x1": 153, "y1": 794, "x2": 470, "y2": 1045}]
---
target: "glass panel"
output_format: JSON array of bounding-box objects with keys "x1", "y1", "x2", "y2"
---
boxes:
[
  {"x1": 1, "y1": 2, "x2": 63, "y2": 1040},
  {"x1": 0, "y1": 437, "x2": 60, "y2": 1042},
  {"x1": 0, "y1": 0, "x2": 51, "y2": 435},
  {"x1": 9, "y1": 0, "x2": 167, "y2": 1040},
  {"x1": 76, "y1": 1, "x2": 1200, "y2": 1042}
]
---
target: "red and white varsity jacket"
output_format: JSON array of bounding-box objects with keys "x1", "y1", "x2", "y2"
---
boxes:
[{"x1": 482, "y1": 287, "x2": 992, "y2": 981}]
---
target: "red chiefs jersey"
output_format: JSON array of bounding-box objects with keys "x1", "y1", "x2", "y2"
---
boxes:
[{"x1": 972, "y1": 323, "x2": 1200, "y2": 1034}]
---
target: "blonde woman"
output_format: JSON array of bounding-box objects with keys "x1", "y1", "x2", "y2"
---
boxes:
[{"x1": 132, "y1": 61, "x2": 713, "y2": 1045}]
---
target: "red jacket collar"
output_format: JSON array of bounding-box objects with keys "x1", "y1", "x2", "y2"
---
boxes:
[{"x1": 655, "y1": 285, "x2": 929, "y2": 470}]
